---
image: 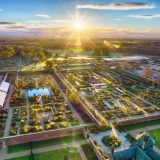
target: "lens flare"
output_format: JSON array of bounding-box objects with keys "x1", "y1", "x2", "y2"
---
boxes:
[{"x1": 73, "y1": 21, "x2": 84, "y2": 31}]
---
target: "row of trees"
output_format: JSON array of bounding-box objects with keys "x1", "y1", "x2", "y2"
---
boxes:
[
  {"x1": 92, "y1": 47, "x2": 109, "y2": 57},
  {"x1": 0, "y1": 47, "x2": 15, "y2": 58},
  {"x1": 0, "y1": 46, "x2": 46, "y2": 60},
  {"x1": 19, "y1": 47, "x2": 46, "y2": 60}
]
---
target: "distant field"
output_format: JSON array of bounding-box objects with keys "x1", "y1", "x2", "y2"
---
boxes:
[
  {"x1": 122, "y1": 119, "x2": 160, "y2": 131},
  {"x1": 6, "y1": 148, "x2": 82, "y2": 160},
  {"x1": 8, "y1": 134, "x2": 85, "y2": 153},
  {"x1": 150, "y1": 128, "x2": 160, "y2": 149}
]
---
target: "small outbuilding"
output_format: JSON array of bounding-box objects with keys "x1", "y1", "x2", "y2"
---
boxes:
[
  {"x1": 0, "y1": 81, "x2": 10, "y2": 93},
  {"x1": 0, "y1": 91, "x2": 7, "y2": 107}
]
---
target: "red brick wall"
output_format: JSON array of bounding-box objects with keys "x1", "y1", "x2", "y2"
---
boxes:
[
  {"x1": 120, "y1": 114, "x2": 160, "y2": 126},
  {"x1": 6, "y1": 127, "x2": 83, "y2": 146}
]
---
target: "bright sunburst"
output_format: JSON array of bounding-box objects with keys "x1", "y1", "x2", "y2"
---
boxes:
[{"x1": 73, "y1": 21, "x2": 84, "y2": 31}]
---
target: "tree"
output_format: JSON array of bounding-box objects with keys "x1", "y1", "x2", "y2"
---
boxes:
[
  {"x1": 54, "y1": 53, "x2": 59, "y2": 58},
  {"x1": 6, "y1": 47, "x2": 15, "y2": 55},
  {"x1": 37, "y1": 47, "x2": 46, "y2": 61},
  {"x1": 0, "y1": 47, "x2": 15, "y2": 58},
  {"x1": 19, "y1": 50, "x2": 25, "y2": 57},
  {"x1": 24, "y1": 48, "x2": 34, "y2": 58},
  {"x1": 1, "y1": 50, "x2": 12, "y2": 58},
  {"x1": 92, "y1": 47, "x2": 109, "y2": 57},
  {"x1": 45, "y1": 60, "x2": 54, "y2": 70},
  {"x1": 68, "y1": 92, "x2": 79, "y2": 103},
  {"x1": 66, "y1": 90, "x2": 70, "y2": 98}
]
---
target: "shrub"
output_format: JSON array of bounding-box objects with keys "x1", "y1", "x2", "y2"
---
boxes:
[
  {"x1": 44, "y1": 124, "x2": 51, "y2": 130},
  {"x1": 102, "y1": 135, "x2": 121, "y2": 147},
  {"x1": 21, "y1": 125, "x2": 30, "y2": 134},
  {"x1": 60, "y1": 122, "x2": 68, "y2": 128}
]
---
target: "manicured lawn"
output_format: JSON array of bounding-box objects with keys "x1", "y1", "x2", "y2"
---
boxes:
[
  {"x1": 8, "y1": 134, "x2": 85, "y2": 153},
  {"x1": 81, "y1": 144, "x2": 98, "y2": 160},
  {"x1": 122, "y1": 120, "x2": 160, "y2": 131},
  {"x1": 6, "y1": 148, "x2": 81, "y2": 160},
  {"x1": 31, "y1": 134, "x2": 84, "y2": 149},
  {"x1": 150, "y1": 128, "x2": 160, "y2": 149},
  {"x1": 7, "y1": 143, "x2": 30, "y2": 154},
  {"x1": 6, "y1": 156, "x2": 30, "y2": 160}
]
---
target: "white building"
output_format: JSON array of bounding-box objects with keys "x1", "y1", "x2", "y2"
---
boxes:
[
  {"x1": 0, "y1": 91, "x2": 7, "y2": 107},
  {"x1": 0, "y1": 81, "x2": 10, "y2": 93},
  {"x1": 0, "y1": 81, "x2": 10, "y2": 107}
]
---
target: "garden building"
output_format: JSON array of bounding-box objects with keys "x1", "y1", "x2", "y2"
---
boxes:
[{"x1": 113, "y1": 130, "x2": 160, "y2": 160}]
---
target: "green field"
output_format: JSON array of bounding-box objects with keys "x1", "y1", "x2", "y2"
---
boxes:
[
  {"x1": 122, "y1": 120, "x2": 160, "y2": 131},
  {"x1": 150, "y1": 128, "x2": 160, "y2": 149},
  {"x1": 8, "y1": 134, "x2": 85, "y2": 153},
  {"x1": 6, "y1": 148, "x2": 81, "y2": 160}
]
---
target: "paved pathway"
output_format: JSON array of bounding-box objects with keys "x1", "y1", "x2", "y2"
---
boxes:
[
  {"x1": 2, "y1": 139, "x2": 88, "y2": 159},
  {"x1": 5, "y1": 84, "x2": 13, "y2": 110},
  {"x1": 78, "y1": 146, "x2": 88, "y2": 160},
  {"x1": 90, "y1": 128, "x2": 130, "y2": 155},
  {"x1": 4, "y1": 108, "x2": 13, "y2": 137}
]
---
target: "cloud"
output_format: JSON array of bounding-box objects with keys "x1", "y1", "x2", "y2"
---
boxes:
[
  {"x1": 51, "y1": 20, "x2": 71, "y2": 23},
  {"x1": 26, "y1": 19, "x2": 71, "y2": 28},
  {"x1": 114, "y1": 19, "x2": 122, "y2": 21},
  {"x1": 6, "y1": 26, "x2": 26, "y2": 29},
  {"x1": 28, "y1": 19, "x2": 70, "y2": 24},
  {"x1": 129, "y1": 14, "x2": 160, "y2": 19},
  {"x1": 0, "y1": 22, "x2": 27, "y2": 31},
  {"x1": 0, "y1": 9, "x2": 3, "y2": 11},
  {"x1": 0, "y1": 22, "x2": 17, "y2": 25},
  {"x1": 77, "y1": 2, "x2": 155, "y2": 10},
  {"x1": 35, "y1": 14, "x2": 51, "y2": 19},
  {"x1": 27, "y1": 20, "x2": 41, "y2": 23}
]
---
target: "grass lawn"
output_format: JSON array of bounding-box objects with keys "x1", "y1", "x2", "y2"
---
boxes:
[
  {"x1": 150, "y1": 128, "x2": 160, "y2": 149},
  {"x1": 8, "y1": 134, "x2": 85, "y2": 153},
  {"x1": 7, "y1": 143, "x2": 30, "y2": 154},
  {"x1": 6, "y1": 148, "x2": 81, "y2": 160},
  {"x1": 122, "y1": 119, "x2": 160, "y2": 131},
  {"x1": 6, "y1": 156, "x2": 30, "y2": 160},
  {"x1": 81, "y1": 144, "x2": 98, "y2": 160}
]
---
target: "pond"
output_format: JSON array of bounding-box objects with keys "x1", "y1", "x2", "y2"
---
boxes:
[
  {"x1": 103, "y1": 56, "x2": 148, "y2": 61},
  {"x1": 28, "y1": 88, "x2": 50, "y2": 97}
]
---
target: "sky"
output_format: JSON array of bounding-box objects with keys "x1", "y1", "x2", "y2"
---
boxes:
[{"x1": 0, "y1": 0, "x2": 160, "y2": 38}]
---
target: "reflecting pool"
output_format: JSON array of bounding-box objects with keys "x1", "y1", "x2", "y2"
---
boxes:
[{"x1": 28, "y1": 88, "x2": 50, "y2": 97}]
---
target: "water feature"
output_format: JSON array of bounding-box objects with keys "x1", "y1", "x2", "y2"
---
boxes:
[
  {"x1": 28, "y1": 88, "x2": 50, "y2": 97},
  {"x1": 103, "y1": 56, "x2": 148, "y2": 61}
]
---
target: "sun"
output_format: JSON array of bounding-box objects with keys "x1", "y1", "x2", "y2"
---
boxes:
[{"x1": 73, "y1": 21, "x2": 84, "y2": 31}]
